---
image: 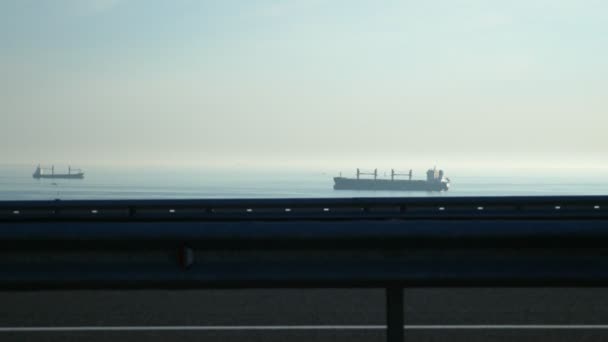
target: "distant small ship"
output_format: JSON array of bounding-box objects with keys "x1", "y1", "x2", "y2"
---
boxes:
[
  {"x1": 334, "y1": 168, "x2": 449, "y2": 191},
  {"x1": 32, "y1": 165, "x2": 84, "y2": 179}
]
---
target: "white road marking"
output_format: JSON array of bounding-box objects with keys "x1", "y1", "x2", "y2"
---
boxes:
[
  {"x1": 0, "y1": 326, "x2": 381, "y2": 332},
  {"x1": 407, "y1": 325, "x2": 608, "y2": 329},
  {"x1": 3, "y1": 325, "x2": 608, "y2": 332}
]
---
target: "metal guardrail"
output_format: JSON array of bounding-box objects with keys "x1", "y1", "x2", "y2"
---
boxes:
[
  {"x1": 1, "y1": 195, "x2": 607, "y2": 221},
  {"x1": 2, "y1": 196, "x2": 608, "y2": 342}
]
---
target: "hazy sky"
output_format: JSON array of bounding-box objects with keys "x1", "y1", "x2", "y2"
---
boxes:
[{"x1": 1, "y1": 0, "x2": 607, "y2": 169}]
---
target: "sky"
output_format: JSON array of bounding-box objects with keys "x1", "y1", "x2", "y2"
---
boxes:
[{"x1": 1, "y1": 0, "x2": 607, "y2": 170}]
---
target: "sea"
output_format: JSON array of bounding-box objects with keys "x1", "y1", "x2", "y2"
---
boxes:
[{"x1": 1, "y1": 165, "x2": 607, "y2": 201}]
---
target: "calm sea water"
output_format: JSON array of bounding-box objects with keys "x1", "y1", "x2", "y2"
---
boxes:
[{"x1": 1, "y1": 165, "x2": 607, "y2": 201}]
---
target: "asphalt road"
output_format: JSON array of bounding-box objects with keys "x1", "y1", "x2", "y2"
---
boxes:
[{"x1": 2, "y1": 288, "x2": 608, "y2": 341}]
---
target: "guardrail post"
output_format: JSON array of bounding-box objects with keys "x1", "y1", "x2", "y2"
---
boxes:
[{"x1": 386, "y1": 287, "x2": 404, "y2": 342}]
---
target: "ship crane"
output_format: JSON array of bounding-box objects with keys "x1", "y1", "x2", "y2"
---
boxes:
[
  {"x1": 391, "y1": 169, "x2": 413, "y2": 181},
  {"x1": 356, "y1": 168, "x2": 378, "y2": 180}
]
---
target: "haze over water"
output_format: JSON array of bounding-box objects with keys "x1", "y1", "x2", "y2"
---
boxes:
[{"x1": 1, "y1": 165, "x2": 607, "y2": 201}]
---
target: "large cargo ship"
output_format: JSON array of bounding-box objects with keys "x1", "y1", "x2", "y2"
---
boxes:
[
  {"x1": 334, "y1": 168, "x2": 449, "y2": 191},
  {"x1": 32, "y1": 165, "x2": 84, "y2": 179}
]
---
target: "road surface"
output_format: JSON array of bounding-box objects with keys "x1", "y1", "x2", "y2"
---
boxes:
[{"x1": 2, "y1": 288, "x2": 608, "y2": 341}]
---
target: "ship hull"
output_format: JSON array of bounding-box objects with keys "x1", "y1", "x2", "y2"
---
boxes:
[
  {"x1": 333, "y1": 177, "x2": 448, "y2": 191},
  {"x1": 33, "y1": 173, "x2": 84, "y2": 179}
]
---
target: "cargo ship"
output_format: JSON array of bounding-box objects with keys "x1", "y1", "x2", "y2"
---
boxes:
[
  {"x1": 334, "y1": 168, "x2": 449, "y2": 191},
  {"x1": 32, "y1": 165, "x2": 84, "y2": 179}
]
